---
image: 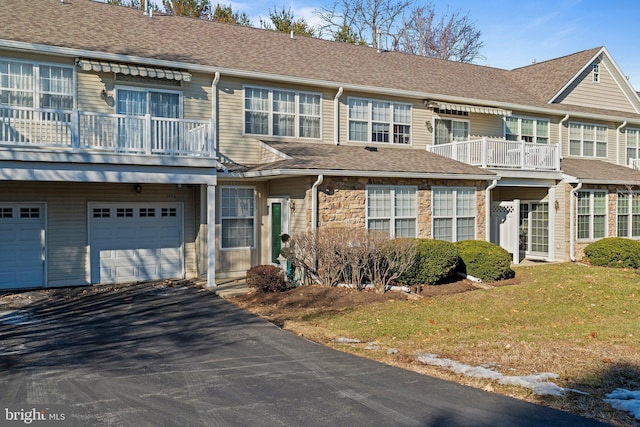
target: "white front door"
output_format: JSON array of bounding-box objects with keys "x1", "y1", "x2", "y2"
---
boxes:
[
  {"x1": 89, "y1": 203, "x2": 183, "y2": 284},
  {"x1": 0, "y1": 204, "x2": 45, "y2": 290}
]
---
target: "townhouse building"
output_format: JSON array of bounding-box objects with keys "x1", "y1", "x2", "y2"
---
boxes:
[{"x1": 2, "y1": 0, "x2": 639, "y2": 289}]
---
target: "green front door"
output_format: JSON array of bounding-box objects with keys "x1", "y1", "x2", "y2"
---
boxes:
[{"x1": 271, "y1": 202, "x2": 282, "y2": 263}]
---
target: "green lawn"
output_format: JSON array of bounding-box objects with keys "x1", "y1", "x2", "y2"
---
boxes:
[{"x1": 301, "y1": 263, "x2": 640, "y2": 426}]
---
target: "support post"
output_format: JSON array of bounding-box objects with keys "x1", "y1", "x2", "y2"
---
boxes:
[{"x1": 206, "y1": 184, "x2": 216, "y2": 287}]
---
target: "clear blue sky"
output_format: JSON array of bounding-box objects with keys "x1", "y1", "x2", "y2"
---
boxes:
[{"x1": 153, "y1": 0, "x2": 640, "y2": 89}]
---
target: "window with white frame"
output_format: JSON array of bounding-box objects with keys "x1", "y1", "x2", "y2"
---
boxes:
[
  {"x1": 367, "y1": 186, "x2": 417, "y2": 237},
  {"x1": 220, "y1": 187, "x2": 255, "y2": 249},
  {"x1": 592, "y1": 63, "x2": 600, "y2": 83},
  {"x1": 244, "y1": 86, "x2": 321, "y2": 139},
  {"x1": 577, "y1": 190, "x2": 607, "y2": 240},
  {"x1": 434, "y1": 118, "x2": 469, "y2": 145},
  {"x1": 569, "y1": 122, "x2": 608, "y2": 158},
  {"x1": 348, "y1": 98, "x2": 411, "y2": 144},
  {"x1": 505, "y1": 117, "x2": 549, "y2": 143},
  {"x1": 0, "y1": 59, "x2": 73, "y2": 109},
  {"x1": 617, "y1": 192, "x2": 640, "y2": 238},
  {"x1": 626, "y1": 128, "x2": 640, "y2": 166},
  {"x1": 432, "y1": 187, "x2": 476, "y2": 242}
]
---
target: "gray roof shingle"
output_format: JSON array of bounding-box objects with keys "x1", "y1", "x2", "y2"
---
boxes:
[{"x1": 561, "y1": 157, "x2": 640, "y2": 183}]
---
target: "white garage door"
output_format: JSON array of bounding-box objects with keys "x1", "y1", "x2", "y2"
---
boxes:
[
  {"x1": 89, "y1": 203, "x2": 183, "y2": 284},
  {"x1": 0, "y1": 204, "x2": 45, "y2": 290}
]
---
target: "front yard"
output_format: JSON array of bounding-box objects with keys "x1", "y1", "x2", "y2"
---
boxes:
[{"x1": 231, "y1": 263, "x2": 640, "y2": 427}]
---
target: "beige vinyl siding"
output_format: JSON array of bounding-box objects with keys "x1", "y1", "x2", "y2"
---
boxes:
[
  {"x1": 216, "y1": 180, "x2": 266, "y2": 278},
  {"x1": 268, "y1": 177, "x2": 310, "y2": 237},
  {"x1": 0, "y1": 50, "x2": 74, "y2": 67},
  {"x1": 468, "y1": 113, "x2": 503, "y2": 139},
  {"x1": 217, "y1": 77, "x2": 334, "y2": 166},
  {"x1": 0, "y1": 182, "x2": 197, "y2": 286},
  {"x1": 554, "y1": 181, "x2": 568, "y2": 261},
  {"x1": 183, "y1": 72, "x2": 212, "y2": 121},
  {"x1": 77, "y1": 71, "x2": 113, "y2": 113},
  {"x1": 555, "y1": 58, "x2": 637, "y2": 114},
  {"x1": 494, "y1": 187, "x2": 549, "y2": 202}
]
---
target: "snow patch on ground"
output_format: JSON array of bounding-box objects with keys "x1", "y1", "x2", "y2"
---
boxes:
[
  {"x1": 604, "y1": 389, "x2": 640, "y2": 420},
  {"x1": 415, "y1": 353, "x2": 588, "y2": 396}
]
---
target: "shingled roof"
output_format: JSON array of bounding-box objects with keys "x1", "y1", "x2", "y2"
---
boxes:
[
  {"x1": 561, "y1": 158, "x2": 640, "y2": 183},
  {"x1": 1, "y1": 0, "x2": 638, "y2": 120},
  {"x1": 236, "y1": 141, "x2": 496, "y2": 179}
]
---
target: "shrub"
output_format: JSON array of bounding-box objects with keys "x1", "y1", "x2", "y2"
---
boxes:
[
  {"x1": 246, "y1": 265, "x2": 289, "y2": 292},
  {"x1": 454, "y1": 240, "x2": 514, "y2": 282},
  {"x1": 396, "y1": 239, "x2": 460, "y2": 285},
  {"x1": 583, "y1": 237, "x2": 640, "y2": 268}
]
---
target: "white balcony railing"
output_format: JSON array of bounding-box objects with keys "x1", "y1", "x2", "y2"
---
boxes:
[
  {"x1": 427, "y1": 137, "x2": 560, "y2": 171},
  {"x1": 0, "y1": 105, "x2": 214, "y2": 158}
]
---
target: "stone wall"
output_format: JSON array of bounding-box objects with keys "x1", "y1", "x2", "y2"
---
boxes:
[{"x1": 311, "y1": 176, "x2": 487, "y2": 239}]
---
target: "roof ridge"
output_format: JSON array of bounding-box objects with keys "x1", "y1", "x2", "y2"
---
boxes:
[{"x1": 511, "y1": 46, "x2": 602, "y2": 71}]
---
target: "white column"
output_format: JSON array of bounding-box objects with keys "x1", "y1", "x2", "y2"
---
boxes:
[
  {"x1": 206, "y1": 184, "x2": 216, "y2": 287},
  {"x1": 548, "y1": 186, "x2": 556, "y2": 261}
]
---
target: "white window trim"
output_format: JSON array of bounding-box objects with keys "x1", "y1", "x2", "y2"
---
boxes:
[
  {"x1": 625, "y1": 128, "x2": 640, "y2": 166},
  {"x1": 0, "y1": 57, "x2": 77, "y2": 110},
  {"x1": 592, "y1": 63, "x2": 600, "y2": 83},
  {"x1": 347, "y1": 96, "x2": 413, "y2": 145},
  {"x1": 576, "y1": 190, "x2": 608, "y2": 241},
  {"x1": 243, "y1": 84, "x2": 322, "y2": 140},
  {"x1": 616, "y1": 191, "x2": 640, "y2": 239},
  {"x1": 431, "y1": 186, "x2": 477, "y2": 242},
  {"x1": 432, "y1": 117, "x2": 470, "y2": 145},
  {"x1": 504, "y1": 115, "x2": 550, "y2": 144},
  {"x1": 114, "y1": 85, "x2": 184, "y2": 118},
  {"x1": 365, "y1": 185, "x2": 418, "y2": 238},
  {"x1": 568, "y1": 121, "x2": 608, "y2": 158},
  {"x1": 219, "y1": 186, "x2": 256, "y2": 251}
]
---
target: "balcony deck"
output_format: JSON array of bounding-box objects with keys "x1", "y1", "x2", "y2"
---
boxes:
[
  {"x1": 427, "y1": 138, "x2": 560, "y2": 171},
  {"x1": 0, "y1": 105, "x2": 215, "y2": 159}
]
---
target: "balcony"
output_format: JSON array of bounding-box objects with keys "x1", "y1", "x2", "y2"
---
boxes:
[
  {"x1": 0, "y1": 105, "x2": 215, "y2": 158},
  {"x1": 427, "y1": 137, "x2": 560, "y2": 171}
]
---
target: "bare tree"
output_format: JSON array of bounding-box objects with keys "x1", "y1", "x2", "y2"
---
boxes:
[
  {"x1": 396, "y1": 4, "x2": 483, "y2": 62},
  {"x1": 317, "y1": 0, "x2": 412, "y2": 50}
]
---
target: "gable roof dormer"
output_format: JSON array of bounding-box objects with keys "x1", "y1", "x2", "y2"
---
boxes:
[{"x1": 513, "y1": 47, "x2": 640, "y2": 114}]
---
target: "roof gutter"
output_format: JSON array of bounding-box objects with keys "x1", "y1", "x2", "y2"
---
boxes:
[
  {"x1": 225, "y1": 169, "x2": 497, "y2": 181},
  {"x1": 569, "y1": 181, "x2": 583, "y2": 262},
  {"x1": 617, "y1": 121, "x2": 627, "y2": 165},
  {"x1": 212, "y1": 71, "x2": 220, "y2": 161},
  {"x1": 485, "y1": 179, "x2": 498, "y2": 242},
  {"x1": 334, "y1": 87, "x2": 343, "y2": 145},
  {"x1": 3, "y1": 39, "x2": 640, "y2": 125},
  {"x1": 311, "y1": 174, "x2": 324, "y2": 232}
]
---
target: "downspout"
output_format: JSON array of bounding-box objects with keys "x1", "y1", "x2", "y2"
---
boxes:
[
  {"x1": 334, "y1": 87, "x2": 344, "y2": 145},
  {"x1": 617, "y1": 121, "x2": 627, "y2": 165},
  {"x1": 485, "y1": 179, "x2": 498, "y2": 242},
  {"x1": 569, "y1": 181, "x2": 583, "y2": 262},
  {"x1": 311, "y1": 174, "x2": 324, "y2": 231},
  {"x1": 211, "y1": 71, "x2": 220, "y2": 157},
  {"x1": 559, "y1": 114, "x2": 569, "y2": 168}
]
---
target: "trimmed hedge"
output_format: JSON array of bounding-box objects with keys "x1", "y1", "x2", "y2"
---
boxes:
[
  {"x1": 396, "y1": 239, "x2": 460, "y2": 285},
  {"x1": 583, "y1": 237, "x2": 640, "y2": 268},
  {"x1": 246, "y1": 265, "x2": 289, "y2": 292},
  {"x1": 454, "y1": 240, "x2": 514, "y2": 282}
]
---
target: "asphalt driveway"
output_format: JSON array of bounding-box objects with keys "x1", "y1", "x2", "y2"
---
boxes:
[{"x1": 0, "y1": 282, "x2": 609, "y2": 427}]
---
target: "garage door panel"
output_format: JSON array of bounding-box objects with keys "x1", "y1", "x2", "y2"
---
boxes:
[
  {"x1": 0, "y1": 204, "x2": 45, "y2": 290},
  {"x1": 89, "y1": 203, "x2": 183, "y2": 284}
]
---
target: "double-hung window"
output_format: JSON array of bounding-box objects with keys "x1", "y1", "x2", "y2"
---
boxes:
[
  {"x1": 577, "y1": 190, "x2": 607, "y2": 240},
  {"x1": 617, "y1": 192, "x2": 640, "y2": 238},
  {"x1": 505, "y1": 117, "x2": 549, "y2": 143},
  {"x1": 434, "y1": 119, "x2": 469, "y2": 145},
  {"x1": 244, "y1": 86, "x2": 321, "y2": 139},
  {"x1": 367, "y1": 186, "x2": 417, "y2": 238},
  {"x1": 432, "y1": 187, "x2": 476, "y2": 242},
  {"x1": 569, "y1": 122, "x2": 608, "y2": 158},
  {"x1": 220, "y1": 187, "x2": 255, "y2": 249},
  {"x1": 626, "y1": 128, "x2": 640, "y2": 166},
  {"x1": 348, "y1": 98, "x2": 411, "y2": 144},
  {"x1": 0, "y1": 59, "x2": 74, "y2": 110}
]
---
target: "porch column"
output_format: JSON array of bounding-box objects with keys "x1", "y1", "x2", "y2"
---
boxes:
[
  {"x1": 548, "y1": 186, "x2": 556, "y2": 261},
  {"x1": 206, "y1": 184, "x2": 216, "y2": 287}
]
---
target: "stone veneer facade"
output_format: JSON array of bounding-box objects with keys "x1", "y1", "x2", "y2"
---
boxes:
[{"x1": 307, "y1": 176, "x2": 488, "y2": 240}]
